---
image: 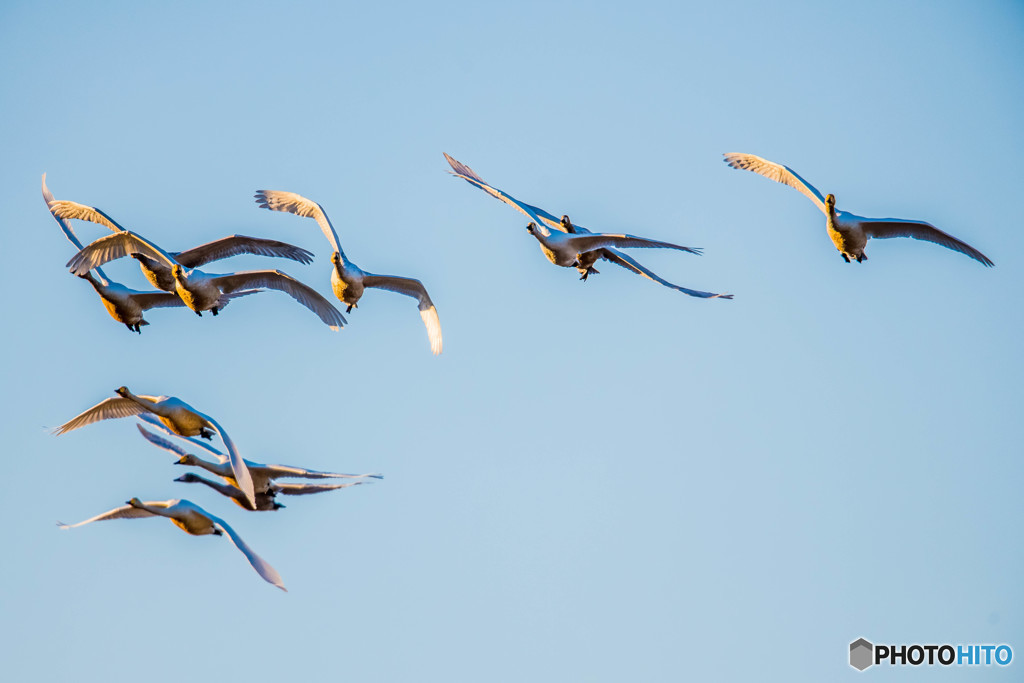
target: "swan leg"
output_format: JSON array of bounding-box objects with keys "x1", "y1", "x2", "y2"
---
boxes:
[
  {"x1": 841, "y1": 253, "x2": 850, "y2": 263},
  {"x1": 856, "y1": 254, "x2": 865, "y2": 263},
  {"x1": 346, "y1": 305, "x2": 354, "y2": 313},
  {"x1": 211, "y1": 307, "x2": 219, "y2": 316},
  {"x1": 124, "y1": 323, "x2": 135, "y2": 333},
  {"x1": 200, "y1": 428, "x2": 214, "y2": 440},
  {"x1": 195, "y1": 310, "x2": 203, "y2": 317}
]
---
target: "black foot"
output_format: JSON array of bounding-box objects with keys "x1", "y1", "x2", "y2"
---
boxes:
[
  {"x1": 195, "y1": 310, "x2": 202, "y2": 317},
  {"x1": 211, "y1": 307, "x2": 219, "y2": 316},
  {"x1": 200, "y1": 429, "x2": 214, "y2": 440},
  {"x1": 125, "y1": 323, "x2": 135, "y2": 333},
  {"x1": 346, "y1": 305, "x2": 353, "y2": 313},
  {"x1": 841, "y1": 253, "x2": 850, "y2": 263},
  {"x1": 856, "y1": 254, "x2": 865, "y2": 263},
  {"x1": 135, "y1": 324, "x2": 142, "y2": 334}
]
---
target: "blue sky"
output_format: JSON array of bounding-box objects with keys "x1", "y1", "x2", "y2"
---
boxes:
[{"x1": 1, "y1": 1, "x2": 1022, "y2": 680}]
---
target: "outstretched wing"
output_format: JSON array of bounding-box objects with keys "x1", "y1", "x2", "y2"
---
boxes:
[
  {"x1": 567, "y1": 233, "x2": 702, "y2": 255},
  {"x1": 129, "y1": 291, "x2": 187, "y2": 311},
  {"x1": 53, "y1": 397, "x2": 147, "y2": 435},
  {"x1": 600, "y1": 250, "x2": 733, "y2": 299},
  {"x1": 361, "y1": 274, "x2": 442, "y2": 355},
  {"x1": 264, "y1": 463, "x2": 383, "y2": 480},
  {"x1": 195, "y1": 413, "x2": 257, "y2": 509},
  {"x1": 722, "y1": 153, "x2": 827, "y2": 215},
  {"x1": 204, "y1": 512, "x2": 287, "y2": 591},
  {"x1": 254, "y1": 190, "x2": 343, "y2": 254},
  {"x1": 136, "y1": 414, "x2": 228, "y2": 460},
  {"x1": 175, "y1": 236, "x2": 315, "y2": 268},
  {"x1": 45, "y1": 199, "x2": 129, "y2": 233},
  {"x1": 42, "y1": 175, "x2": 113, "y2": 285},
  {"x1": 272, "y1": 481, "x2": 364, "y2": 495},
  {"x1": 212, "y1": 270, "x2": 347, "y2": 330},
  {"x1": 859, "y1": 217, "x2": 994, "y2": 267},
  {"x1": 58, "y1": 504, "x2": 158, "y2": 528},
  {"x1": 444, "y1": 153, "x2": 556, "y2": 236},
  {"x1": 66, "y1": 231, "x2": 178, "y2": 276}
]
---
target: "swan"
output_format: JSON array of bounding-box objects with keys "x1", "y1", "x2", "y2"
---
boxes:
[
  {"x1": 46, "y1": 195, "x2": 315, "y2": 291},
  {"x1": 54, "y1": 387, "x2": 257, "y2": 507},
  {"x1": 722, "y1": 153, "x2": 994, "y2": 266},
  {"x1": 444, "y1": 154, "x2": 732, "y2": 299},
  {"x1": 254, "y1": 190, "x2": 443, "y2": 355},
  {"x1": 58, "y1": 498, "x2": 286, "y2": 591},
  {"x1": 43, "y1": 174, "x2": 241, "y2": 332},
  {"x1": 66, "y1": 229, "x2": 346, "y2": 328},
  {"x1": 137, "y1": 422, "x2": 381, "y2": 495}
]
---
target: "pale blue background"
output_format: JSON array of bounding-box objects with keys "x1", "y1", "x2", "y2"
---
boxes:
[{"x1": 1, "y1": 1, "x2": 1021, "y2": 680}]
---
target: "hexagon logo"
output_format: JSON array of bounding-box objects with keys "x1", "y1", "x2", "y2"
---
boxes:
[{"x1": 850, "y1": 638, "x2": 874, "y2": 671}]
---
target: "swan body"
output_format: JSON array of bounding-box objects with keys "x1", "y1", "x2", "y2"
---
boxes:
[
  {"x1": 47, "y1": 197, "x2": 315, "y2": 290},
  {"x1": 55, "y1": 387, "x2": 257, "y2": 507},
  {"x1": 58, "y1": 498, "x2": 286, "y2": 591},
  {"x1": 444, "y1": 154, "x2": 732, "y2": 299},
  {"x1": 722, "y1": 152, "x2": 994, "y2": 266},
  {"x1": 254, "y1": 190, "x2": 442, "y2": 354}
]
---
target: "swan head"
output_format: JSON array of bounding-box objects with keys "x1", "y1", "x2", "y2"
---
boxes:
[
  {"x1": 171, "y1": 264, "x2": 185, "y2": 280},
  {"x1": 825, "y1": 194, "x2": 836, "y2": 210},
  {"x1": 526, "y1": 222, "x2": 536, "y2": 234},
  {"x1": 174, "y1": 454, "x2": 199, "y2": 467},
  {"x1": 126, "y1": 497, "x2": 143, "y2": 508},
  {"x1": 115, "y1": 386, "x2": 130, "y2": 398},
  {"x1": 174, "y1": 473, "x2": 200, "y2": 483},
  {"x1": 560, "y1": 215, "x2": 572, "y2": 227}
]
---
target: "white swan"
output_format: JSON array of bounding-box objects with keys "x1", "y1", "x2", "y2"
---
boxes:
[
  {"x1": 54, "y1": 387, "x2": 257, "y2": 507},
  {"x1": 43, "y1": 174, "x2": 228, "y2": 333},
  {"x1": 173, "y1": 473, "x2": 285, "y2": 511},
  {"x1": 47, "y1": 195, "x2": 315, "y2": 291},
  {"x1": 137, "y1": 422, "x2": 381, "y2": 495},
  {"x1": 722, "y1": 153, "x2": 994, "y2": 266},
  {"x1": 254, "y1": 190, "x2": 443, "y2": 354},
  {"x1": 444, "y1": 154, "x2": 732, "y2": 299},
  {"x1": 58, "y1": 498, "x2": 286, "y2": 591},
  {"x1": 66, "y1": 229, "x2": 346, "y2": 328}
]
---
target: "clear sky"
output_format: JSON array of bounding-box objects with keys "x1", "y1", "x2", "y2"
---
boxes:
[{"x1": 1, "y1": 1, "x2": 1021, "y2": 680}]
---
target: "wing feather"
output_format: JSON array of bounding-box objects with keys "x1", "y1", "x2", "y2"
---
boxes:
[
  {"x1": 66, "y1": 231, "x2": 178, "y2": 276},
  {"x1": 568, "y1": 233, "x2": 702, "y2": 255},
  {"x1": 45, "y1": 199, "x2": 128, "y2": 232},
  {"x1": 212, "y1": 270, "x2": 346, "y2": 330},
  {"x1": 722, "y1": 153, "x2": 827, "y2": 215},
  {"x1": 860, "y1": 218, "x2": 994, "y2": 267},
  {"x1": 58, "y1": 504, "x2": 160, "y2": 528},
  {"x1": 53, "y1": 397, "x2": 147, "y2": 435},
  {"x1": 205, "y1": 513, "x2": 286, "y2": 591},
  {"x1": 175, "y1": 236, "x2": 315, "y2": 268},
  {"x1": 600, "y1": 249, "x2": 733, "y2": 298},
  {"x1": 254, "y1": 190, "x2": 343, "y2": 254},
  {"x1": 361, "y1": 274, "x2": 442, "y2": 354}
]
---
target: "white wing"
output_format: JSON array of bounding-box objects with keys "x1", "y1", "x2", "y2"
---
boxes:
[
  {"x1": 254, "y1": 190, "x2": 343, "y2": 254},
  {"x1": 565, "y1": 233, "x2": 702, "y2": 255},
  {"x1": 212, "y1": 270, "x2": 347, "y2": 330},
  {"x1": 54, "y1": 397, "x2": 148, "y2": 435},
  {"x1": 58, "y1": 503, "x2": 162, "y2": 528},
  {"x1": 204, "y1": 512, "x2": 286, "y2": 591},
  {"x1": 136, "y1": 414, "x2": 228, "y2": 460},
  {"x1": 263, "y1": 463, "x2": 383, "y2": 480},
  {"x1": 722, "y1": 153, "x2": 827, "y2": 215},
  {"x1": 361, "y1": 274, "x2": 442, "y2": 354},
  {"x1": 175, "y1": 236, "x2": 315, "y2": 268},
  {"x1": 45, "y1": 199, "x2": 129, "y2": 233},
  {"x1": 443, "y1": 153, "x2": 554, "y2": 236},
  {"x1": 196, "y1": 413, "x2": 257, "y2": 510},
  {"x1": 857, "y1": 216, "x2": 994, "y2": 267},
  {"x1": 135, "y1": 423, "x2": 191, "y2": 457},
  {"x1": 601, "y1": 250, "x2": 733, "y2": 299},
  {"x1": 66, "y1": 231, "x2": 179, "y2": 276},
  {"x1": 42, "y1": 175, "x2": 112, "y2": 285},
  {"x1": 272, "y1": 481, "x2": 364, "y2": 495}
]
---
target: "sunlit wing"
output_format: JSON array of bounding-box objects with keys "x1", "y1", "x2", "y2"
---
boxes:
[
  {"x1": 57, "y1": 503, "x2": 161, "y2": 528},
  {"x1": 263, "y1": 464, "x2": 383, "y2": 480},
  {"x1": 136, "y1": 414, "x2": 227, "y2": 460},
  {"x1": 443, "y1": 153, "x2": 554, "y2": 236},
  {"x1": 858, "y1": 217, "x2": 994, "y2": 267},
  {"x1": 567, "y1": 233, "x2": 701, "y2": 255},
  {"x1": 175, "y1": 236, "x2": 315, "y2": 268},
  {"x1": 204, "y1": 512, "x2": 286, "y2": 591},
  {"x1": 53, "y1": 397, "x2": 147, "y2": 435},
  {"x1": 722, "y1": 153, "x2": 827, "y2": 215},
  {"x1": 66, "y1": 230, "x2": 178, "y2": 276},
  {"x1": 272, "y1": 481, "x2": 364, "y2": 495},
  {"x1": 362, "y1": 274, "x2": 442, "y2": 354},
  {"x1": 212, "y1": 270, "x2": 347, "y2": 330},
  {"x1": 254, "y1": 190, "x2": 343, "y2": 254},
  {"x1": 42, "y1": 174, "x2": 112, "y2": 285},
  {"x1": 196, "y1": 413, "x2": 256, "y2": 509},
  {"x1": 45, "y1": 199, "x2": 129, "y2": 233}
]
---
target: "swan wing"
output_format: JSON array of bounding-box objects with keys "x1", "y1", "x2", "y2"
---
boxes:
[
  {"x1": 859, "y1": 217, "x2": 994, "y2": 266},
  {"x1": 54, "y1": 397, "x2": 147, "y2": 435},
  {"x1": 361, "y1": 274, "x2": 442, "y2": 354},
  {"x1": 196, "y1": 414, "x2": 257, "y2": 509},
  {"x1": 264, "y1": 464, "x2": 383, "y2": 480},
  {"x1": 273, "y1": 481, "x2": 364, "y2": 495},
  {"x1": 66, "y1": 231, "x2": 178, "y2": 276},
  {"x1": 254, "y1": 190, "x2": 343, "y2": 254},
  {"x1": 136, "y1": 415, "x2": 228, "y2": 460},
  {"x1": 58, "y1": 503, "x2": 161, "y2": 528},
  {"x1": 204, "y1": 513, "x2": 286, "y2": 591},
  {"x1": 212, "y1": 270, "x2": 346, "y2": 330},
  {"x1": 567, "y1": 233, "x2": 702, "y2": 255},
  {"x1": 129, "y1": 291, "x2": 187, "y2": 311},
  {"x1": 45, "y1": 199, "x2": 129, "y2": 233},
  {"x1": 722, "y1": 153, "x2": 827, "y2": 215},
  {"x1": 600, "y1": 249, "x2": 733, "y2": 299},
  {"x1": 175, "y1": 236, "x2": 315, "y2": 268},
  {"x1": 443, "y1": 153, "x2": 554, "y2": 236},
  {"x1": 43, "y1": 175, "x2": 113, "y2": 285}
]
